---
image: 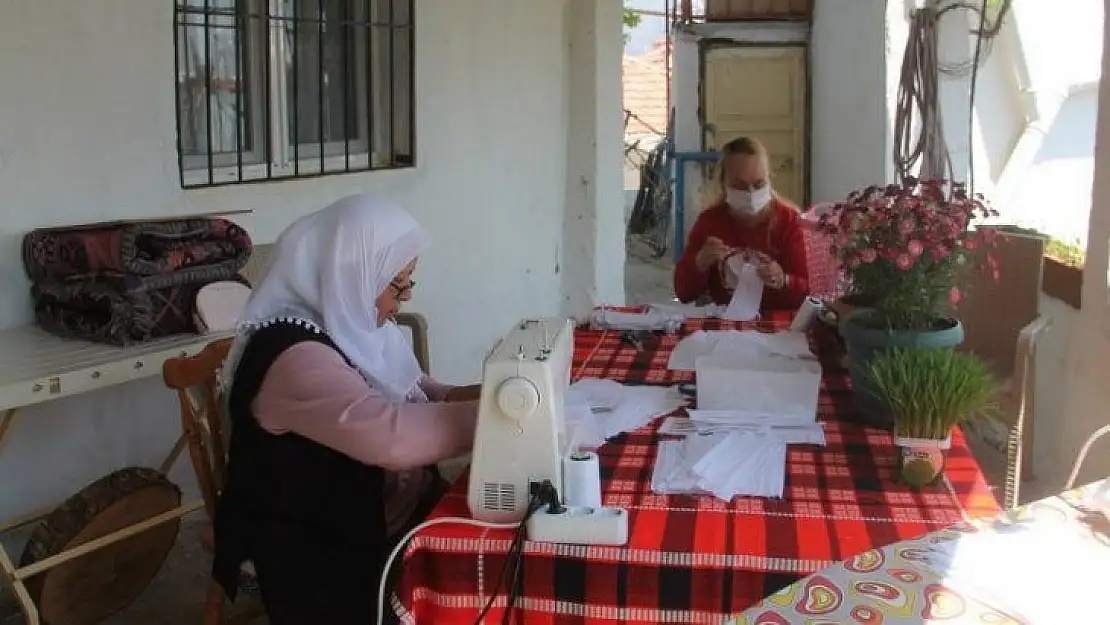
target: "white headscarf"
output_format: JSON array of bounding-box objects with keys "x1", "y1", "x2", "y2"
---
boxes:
[{"x1": 222, "y1": 194, "x2": 430, "y2": 402}]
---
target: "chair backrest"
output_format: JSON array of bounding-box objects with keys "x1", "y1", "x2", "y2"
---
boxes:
[
  {"x1": 240, "y1": 243, "x2": 274, "y2": 287},
  {"x1": 162, "y1": 338, "x2": 234, "y2": 521},
  {"x1": 957, "y1": 227, "x2": 1045, "y2": 379},
  {"x1": 394, "y1": 312, "x2": 430, "y2": 374}
]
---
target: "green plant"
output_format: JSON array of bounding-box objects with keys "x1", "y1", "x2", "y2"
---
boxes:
[
  {"x1": 622, "y1": 6, "x2": 642, "y2": 44},
  {"x1": 1046, "y1": 237, "x2": 1085, "y2": 268},
  {"x1": 866, "y1": 347, "x2": 999, "y2": 440},
  {"x1": 816, "y1": 179, "x2": 999, "y2": 331}
]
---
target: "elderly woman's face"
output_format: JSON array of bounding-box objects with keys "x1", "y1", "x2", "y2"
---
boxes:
[{"x1": 376, "y1": 258, "x2": 417, "y2": 325}]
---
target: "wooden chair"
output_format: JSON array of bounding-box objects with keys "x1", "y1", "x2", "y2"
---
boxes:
[
  {"x1": 163, "y1": 338, "x2": 263, "y2": 625},
  {"x1": 395, "y1": 312, "x2": 430, "y2": 373},
  {"x1": 239, "y1": 243, "x2": 273, "y2": 288},
  {"x1": 957, "y1": 227, "x2": 1051, "y2": 509}
]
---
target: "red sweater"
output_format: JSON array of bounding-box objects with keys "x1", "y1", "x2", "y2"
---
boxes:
[{"x1": 674, "y1": 200, "x2": 809, "y2": 310}]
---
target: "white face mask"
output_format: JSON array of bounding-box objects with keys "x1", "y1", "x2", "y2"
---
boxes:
[{"x1": 726, "y1": 186, "x2": 773, "y2": 216}]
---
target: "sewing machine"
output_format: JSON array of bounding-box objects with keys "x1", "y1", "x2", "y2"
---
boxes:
[{"x1": 467, "y1": 317, "x2": 574, "y2": 523}]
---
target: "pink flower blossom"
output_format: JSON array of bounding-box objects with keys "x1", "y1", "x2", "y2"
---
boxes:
[
  {"x1": 907, "y1": 240, "x2": 924, "y2": 257},
  {"x1": 899, "y1": 219, "x2": 915, "y2": 234},
  {"x1": 896, "y1": 253, "x2": 914, "y2": 270},
  {"x1": 860, "y1": 248, "x2": 877, "y2": 263},
  {"x1": 949, "y1": 287, "x2": 961, "y2": 305}
]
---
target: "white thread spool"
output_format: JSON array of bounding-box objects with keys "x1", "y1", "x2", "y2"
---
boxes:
[
  {"x1": 791, "y1": 296, "x2": 823, "y2": 333},
  {"x1": 562, "y1": 451, "x2": 602, "y2": 509}
]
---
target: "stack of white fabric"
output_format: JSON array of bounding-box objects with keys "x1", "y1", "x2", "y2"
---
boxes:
[
  {"x1": 652, "y1": 430, "x2": 788, "y2": 499},
  {"x1": 564, "y1": 378, "x2": 685, "y2": 450},
  {"x1": 652, "y1": 329, "x2": 825, "y2": 501}
]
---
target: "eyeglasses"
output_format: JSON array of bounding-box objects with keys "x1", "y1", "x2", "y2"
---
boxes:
[{"x1": 388, "y1": 279, "x2": 415, "y2": 297}]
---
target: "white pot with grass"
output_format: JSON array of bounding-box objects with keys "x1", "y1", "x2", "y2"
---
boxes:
[{"x1": 866, "y1": 347, "x2": 998, "y2": 489}]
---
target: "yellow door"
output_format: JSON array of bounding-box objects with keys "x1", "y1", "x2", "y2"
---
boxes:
[{"x1": 703, "y1": 45, "x2": 808, "y2": 206}]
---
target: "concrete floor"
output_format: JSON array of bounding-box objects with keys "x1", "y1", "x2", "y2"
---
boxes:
[{"x1": 0, "y1": 251, "x2": 1019, "y2": 625}]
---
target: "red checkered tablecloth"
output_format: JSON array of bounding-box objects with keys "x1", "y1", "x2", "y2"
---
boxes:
[{"x1": 394, "y1": 311, "x2": 999, "y2": 624}]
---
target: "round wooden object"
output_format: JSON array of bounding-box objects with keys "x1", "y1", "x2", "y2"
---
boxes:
[{"x1": 19, "y1": 467, "x2": 182, "y2": 625}]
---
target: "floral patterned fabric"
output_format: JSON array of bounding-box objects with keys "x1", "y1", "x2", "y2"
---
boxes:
[
  {"x1": 731, "y1": 481, "x2": 1110, "y2": 624},
  {"x1": 22, "y1": 218, "x2": 252, "y2": 345},
  {"x1": 22, "y1": 218, "x2": 251, "y2": 281}
]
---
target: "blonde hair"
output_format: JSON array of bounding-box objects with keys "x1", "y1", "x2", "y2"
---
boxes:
[
  {"x1": 712, "y1": 136, "x2": 771, "y2": 206},
  {"x1": 711, "y1": 136, "x2": 800, "y2": 254}
]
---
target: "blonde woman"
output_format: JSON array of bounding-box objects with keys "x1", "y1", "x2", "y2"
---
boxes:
[{"x1": 673, "y1": 136, "x2": 809, "y2": 310}]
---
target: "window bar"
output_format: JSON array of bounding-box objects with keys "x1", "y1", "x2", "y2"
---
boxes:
[
  {"x1": 264, "y1": 2, "x2": 273, "y2": 179},
  {"x1": 387, "y1": 0, "x2": 395, "y2": 166},
  {"x1": 292, "y1": 0, "x2": 300, "y2": 175},
  {"x1": 406, "y1": 0, "x2": 414, "y2": 165},
  {"x1": 318, "y1": 0, "x2": 326, "y2": 175},
  {"x1": 173, "y1": 4, "x2": 186, "y2": 188},
  {"x1": 342, "y1": 0, "x2": 351, "y2": 172},
  {"x1": 365, "y1": 0, "x2": 374, "y2": 167},
  {"x1": 235, "y1": 0, "x2": 244, "y2": 182},
  {"x1": 204, "y1": 0, "x2": 215, "y2": 185}
]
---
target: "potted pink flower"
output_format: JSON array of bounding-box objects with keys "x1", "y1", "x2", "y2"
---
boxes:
[{"x1": 816, "y1": 178, "x2": 998, "y2": 425}]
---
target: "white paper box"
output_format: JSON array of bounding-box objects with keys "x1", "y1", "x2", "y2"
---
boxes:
[{"x1": 694, "y1": 353, "x2": 821, "y2": 422}]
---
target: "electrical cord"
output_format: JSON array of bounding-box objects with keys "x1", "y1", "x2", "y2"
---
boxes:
[
  {"x1": 967, "y1": 0, "x2": 988, "y2": 194},
  {"x1": 375, "y1": 516, "x2": 518, "y2": 625},
  {"x1": 893, "y1": 5, "x2": 953, "y2": 184},
  {"x1": 374, "y1": 481, "x2": 561, "y2": 625},
  {"x1": 474, "y1": 481, "x2": 561, "y2": 625},
  {"x1": 893, "y1": 0, "x2": 1014, "y2": 187},
  {"x1": 1065, "y1": 424, "x2": 1110, "y2": 491}
]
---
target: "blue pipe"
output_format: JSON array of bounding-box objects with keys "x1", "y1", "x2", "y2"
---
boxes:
[{"x1": 672, "y1": 150, "x2": 720, "y2": 261}]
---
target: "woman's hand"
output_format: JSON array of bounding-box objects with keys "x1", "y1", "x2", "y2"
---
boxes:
[
  {"x1": 445, "y1": 384, "x2": 482, "y2": 403},
  {"x1": 695, "y1": 237, "x2": 731, "y2": 272},
  {"x1": 753, "y1": 252, "x2": 786, "y2": 289}
]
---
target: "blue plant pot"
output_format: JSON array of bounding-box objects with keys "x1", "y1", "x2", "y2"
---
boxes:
[{"x1": 840, "y1": 309, "x2": 965, "y2": 428}]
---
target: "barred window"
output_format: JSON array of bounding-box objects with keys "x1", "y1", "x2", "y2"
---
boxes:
[{"x1": 173, "y1": 0, "x2": 414, "y2": 188}]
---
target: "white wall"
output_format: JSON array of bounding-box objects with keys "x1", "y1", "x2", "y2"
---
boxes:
[
  {"x1": 1004, "y1": 87, "x2": 1099, "y2": 247},
  {"x1": 1056, "y1": 0, "x2": 1110, "y2": 491},
  {"x1": 563, "y1": 0, "x2": 627, "y2": 315},
  {"x1": 810, "y1": 0, "x2": 890, "y2": 202},
  {"x1": 0, "y1": 0, "x2": 623, "y2": 575}
]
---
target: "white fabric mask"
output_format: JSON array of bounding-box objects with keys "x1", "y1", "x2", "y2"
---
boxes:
[
  {"x1": 726, "y1": 186, "x2": 773, "y2": 216},
  {"x1": 222, "y1": 194, "x2": 430, "y2": 403}
]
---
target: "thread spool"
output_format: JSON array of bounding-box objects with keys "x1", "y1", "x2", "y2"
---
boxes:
[
  {"x1": 791, "y1": 296, "x2": 823, "y2": 333},
  {"x1": 561, "y1": 451, "x2": 602, "y2": 509}
]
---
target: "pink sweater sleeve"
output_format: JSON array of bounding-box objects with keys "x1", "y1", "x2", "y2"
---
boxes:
[{"x1": 252, "y1": 341, "x2": 478, "y2": 471}]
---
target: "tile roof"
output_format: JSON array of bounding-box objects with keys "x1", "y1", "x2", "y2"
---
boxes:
[{"x1": 623, "y1": 40, "x2": 669, "y2": 137}]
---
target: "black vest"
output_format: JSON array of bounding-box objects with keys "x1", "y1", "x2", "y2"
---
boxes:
[{"x1": 213, "y1": 320, "x2": 388, "y2": 624}]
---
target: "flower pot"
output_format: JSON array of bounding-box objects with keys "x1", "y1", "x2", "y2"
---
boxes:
[
  {"x1": 828, "y1": 294, "x2": 873, "y2": 333},
  {"x1": 896, "y1": 434, "x2": 951, "y2": 488},
  {"x1": 840, "y1": 309, "x2": 965, "y2": 427}
]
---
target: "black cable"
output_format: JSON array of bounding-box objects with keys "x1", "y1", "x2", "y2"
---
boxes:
[
  {"x1": 500, "y1": 524, "x2": 528, "y2": 625},
  {"x1": 473, "y1": 481, "x2": 560, "y2": 625}
]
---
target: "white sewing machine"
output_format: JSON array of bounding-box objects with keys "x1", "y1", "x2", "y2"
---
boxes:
[{"x1": 467, "y1": 317, "x2": 574, "y2": 523}]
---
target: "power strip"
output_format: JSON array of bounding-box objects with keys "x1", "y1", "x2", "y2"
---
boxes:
[{"x1": 526, "y1": 506, "x2": 629, "y2": 546}]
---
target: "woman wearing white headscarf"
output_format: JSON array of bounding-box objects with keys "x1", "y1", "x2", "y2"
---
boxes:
[{"x1": 212, "y1": 195, "x2": 478, "y2": 624}]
